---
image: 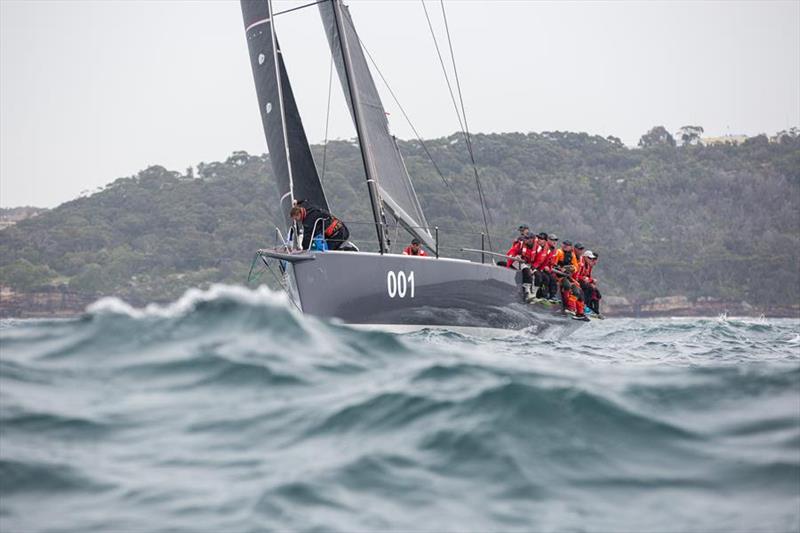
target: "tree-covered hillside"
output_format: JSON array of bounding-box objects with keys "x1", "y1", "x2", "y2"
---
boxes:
[{"x1": 1, "y1": 130, "x2": 798, "y2": 308}]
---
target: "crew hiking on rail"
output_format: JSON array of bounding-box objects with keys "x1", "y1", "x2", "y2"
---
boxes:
[{"x1": 504, "y1": 228, "x2": 602, "y2": 321}]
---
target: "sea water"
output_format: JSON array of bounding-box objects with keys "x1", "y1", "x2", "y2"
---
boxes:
[{"x1": 1, "y1": 285, "x2": 798, "y2": 532}]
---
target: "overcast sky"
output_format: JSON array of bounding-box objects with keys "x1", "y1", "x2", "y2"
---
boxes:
[{"x1": 1, "y1": 0, "x2": 798, "y2": 208}]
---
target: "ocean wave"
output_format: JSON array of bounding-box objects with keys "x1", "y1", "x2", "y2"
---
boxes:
[
  {"x1": 1, "y1": 288, "x2": 798, "y2": 532},
  {"x1": 0, "y1": 458, "x2": 113, "y2": 495},
  {"x1": 85, "y1": 283, "x2": 291, "y2": 320}
]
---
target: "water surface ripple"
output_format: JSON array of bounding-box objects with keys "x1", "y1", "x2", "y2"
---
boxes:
[{"x1": 1, "y1": 285, "x2": 798, "y2": 532}]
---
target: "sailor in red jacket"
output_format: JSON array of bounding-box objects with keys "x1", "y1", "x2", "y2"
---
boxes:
[
  {"x1": 402, "y1": 238, "x2": 427, "y2": 256},
  {"x1": 578, "y1": 250, "x2": 601, "y2": 314},
  {"x1": 532, "y1": 233, "x2": 559, "y2": 301},
  {"x1": 505, "y1": 238, "x2": 525, "y2": 268}
]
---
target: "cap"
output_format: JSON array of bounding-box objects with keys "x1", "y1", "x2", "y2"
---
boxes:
[
  {"x1": 411, "y1": 238, "x2": 421, "y2": 245},
  {"x1": 583, "y1": 250, "x2": 597, "y2": 259},
  {"x1": 538, "y1": 232, "x2": 548, "y2": 239},
  {"x1": 548, "y1": 234, "x2": 559, "y2": 241},
  {"x1": 563, "y1": 240, "x2": 573, "y2": 246},
  {"x1": 574, "y1": 242, "x2": 585, "y2": 250},
  {"x1": 518, "y1": 224, "x2": 529, "y2": 231}
]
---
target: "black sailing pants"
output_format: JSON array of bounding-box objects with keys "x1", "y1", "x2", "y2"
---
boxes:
[
  {"x1": 522, "y1": 267, "x2": 533, "y2": 285},
  {"x1": 581, "y1": 281, "x2": 601, "y2": 313},
  {"x1": 534, "y1": 270, "x2": 558, "y2": 299}
]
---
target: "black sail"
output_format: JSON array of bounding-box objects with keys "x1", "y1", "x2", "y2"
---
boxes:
[
  {"x1": 241, "y1": 0, "x2": 328, "y2": 232},
  {"x1": 319, "y1": 0, "x2": 435, "y2": 251}
]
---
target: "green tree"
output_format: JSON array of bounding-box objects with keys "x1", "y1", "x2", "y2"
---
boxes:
[
  {"x1": 638, "y1": 126, "x2": 676, "y2": 148},
  {"x1": 0, "y1": 259, "x2": 58, "y2": 290},
  {"x1": 677, "y1": 125, "x2": 704, "y2": 146}
]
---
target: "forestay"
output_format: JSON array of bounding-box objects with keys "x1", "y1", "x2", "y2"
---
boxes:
[
  {"x1": 318, "y1": 0, "x2": 436, "y2": 251},
  {"x1": 241, "y1": 0, "x2": 329, "y2": 232}
]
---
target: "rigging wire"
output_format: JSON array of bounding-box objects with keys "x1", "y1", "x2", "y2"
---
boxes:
[
  {"x1": 420, "y1": 1, "x2": 466, "y2": 135},
  {"x1": 428, "y1": 0, "x2": 494, "y2": 251},
  {"x1": 356, "y1": 37, "x2": 482, "y2": 237}
]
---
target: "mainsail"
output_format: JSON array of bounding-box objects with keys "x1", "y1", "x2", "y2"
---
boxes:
[
  {"x1": 319, "y1": 0, "x2": 436, "y2": 251},
  {"x1": 241, "y1": 0, "x2": 329, "y2": 232}
]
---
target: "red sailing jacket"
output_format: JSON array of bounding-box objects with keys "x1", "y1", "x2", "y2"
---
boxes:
[
  {"x1": 403, "y1": 246, "x2": 427, "y2": 256},
  {"x1": 577, "y1": 258, "x2": 595, "y2": 284},
  {"x1": 531, "y1": 245, "x2": 548, "y2": 269},
  {"x1": 535, "y1": 245, "x2": 558, "y2": 271},
  {"x1": 521, "y1": 242, "x2": 537, "y2": 265},
  {"x1": 506, "y1": 241, "x2": 523, "y2": 268}
]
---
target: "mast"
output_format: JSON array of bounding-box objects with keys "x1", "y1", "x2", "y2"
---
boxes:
[{"x1": 328, "y1": 0, "x2": 387, "y2": 254}]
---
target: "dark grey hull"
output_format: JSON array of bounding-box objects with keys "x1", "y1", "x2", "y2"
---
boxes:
[{"x1": 269, "y1": 250, "x2": 579, "y2": 332}]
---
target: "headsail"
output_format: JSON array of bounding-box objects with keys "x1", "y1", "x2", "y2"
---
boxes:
[
  {"x1": 319, "y1": 0, "x2": 436, "y2": 251},
  {"x1": 241, "y1": 0, "x2": 329, "y2": 232}
]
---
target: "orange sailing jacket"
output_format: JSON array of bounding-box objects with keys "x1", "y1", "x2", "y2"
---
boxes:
[{"x1": 555, "y1": 248, "x2": 580, "y2": 271}]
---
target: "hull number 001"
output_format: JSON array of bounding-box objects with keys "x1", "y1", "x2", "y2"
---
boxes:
[{"x1": 387, "y1": 271, "x2": 415, "y2": 298}]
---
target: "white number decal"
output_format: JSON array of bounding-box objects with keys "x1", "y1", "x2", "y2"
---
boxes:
[
  {"x1": 387, "y1": 271, "x2": 415, "y2": 298},
  {"x1": 397, "y1": 271, "x2": 407, "y2": 298}
]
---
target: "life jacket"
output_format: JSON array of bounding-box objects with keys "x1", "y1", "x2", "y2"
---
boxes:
[
  {"x1": 557, "y1": 249, "x2": 578, "y2": 267},
  {"x1": 544, "y1": 246, "x2": 559, "y2": 269},
  {"x1": 324, "y1": 217, "x2": 342, "y2": 238},
  {"x1": 531, "y1": 244, "x2": 548, "y2": 269},
  {"x1": 578, "y1": 258, "x2": 594, "y2": 283},
  {"x1": 298, "y1": 203, "x2": 339, "y2": 249},
  {"x1": 521, "y1": 243, "x2": 536, "y2": 265},
  {"x1": 506, "y1": 242, "x2": 523, "y2": 268},
  {"x1": 403, "y1": 245, "x2": 427, "y2": 256}
]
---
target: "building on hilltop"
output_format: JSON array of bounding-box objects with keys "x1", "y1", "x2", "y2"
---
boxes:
[{"x1": 700, "y1": 135, "x2": 749, "y2": 146}]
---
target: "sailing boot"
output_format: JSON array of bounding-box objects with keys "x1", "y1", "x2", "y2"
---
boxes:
[
  {"x1": 573, "y1": 300, "x2": 590, "y2": 320},
  {"x1": 522, "y1": 283, "x2": 535, "y2": 303},
  {"x1": 528, "y1": 284, "x2": 542, "y2": 303}
]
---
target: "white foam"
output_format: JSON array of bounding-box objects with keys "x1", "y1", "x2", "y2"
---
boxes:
[{"x1": 85, "y1": 284, "x2": 290, "y2": 319}]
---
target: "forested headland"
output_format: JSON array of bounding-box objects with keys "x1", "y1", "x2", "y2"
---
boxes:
[{"x1": 1, "y1": 128, "x2": 798, "y2": 316}]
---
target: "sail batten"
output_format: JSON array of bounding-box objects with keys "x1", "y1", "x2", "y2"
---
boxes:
[
  {"x1": 241, "y1": 0, "x2": 329, "y2": 233},
  {"x1": 319, "y1": 0, "x2": 435, "y2": 251}
]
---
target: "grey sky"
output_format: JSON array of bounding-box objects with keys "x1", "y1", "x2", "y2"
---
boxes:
[{"x1": 1, "y1": 0, "x2": 798, "y2": 208}]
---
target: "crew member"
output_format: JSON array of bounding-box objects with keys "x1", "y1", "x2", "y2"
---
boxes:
[
  {"x1": 555, "y1": 240, "x2": 580, "y2": 271},
  {"x1": 289, "y1": 201, "x2": 350, "y2": 251},
  {"x1": 505, "y1": 237, "x2": 525, "y2": 268},
  {"x1": 578, "y1": 250, "x2": 601, "y2": 315},
  {"x1": 532, "y1": 233, "x2": 559, "y2": 301},
  {"x1": 403, "y1": 238, "x2": 428, "y2": 256}
]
